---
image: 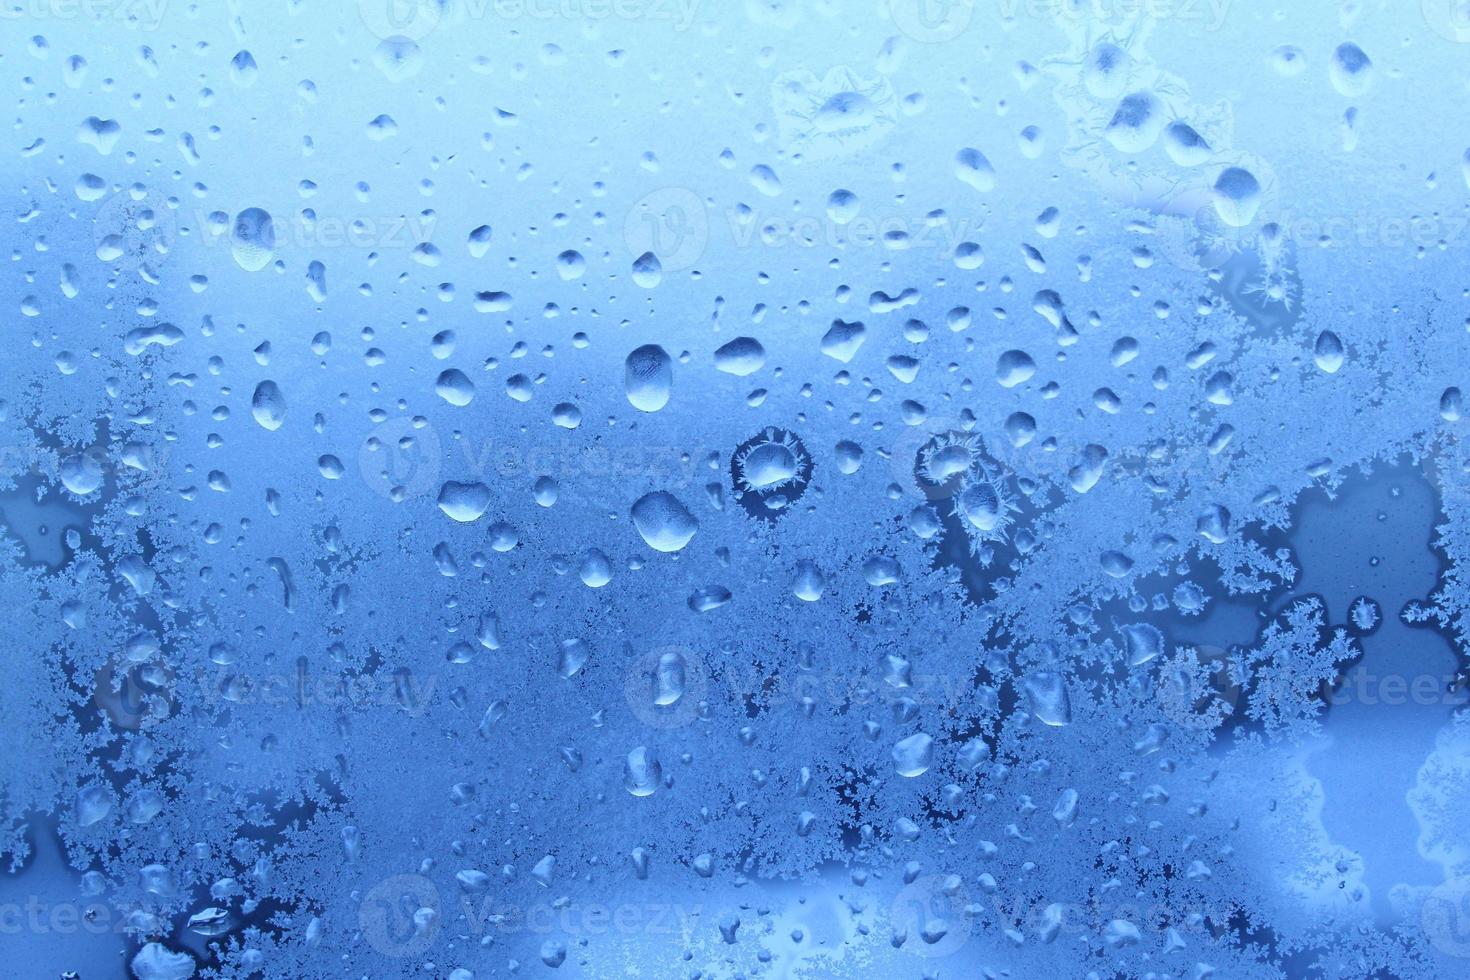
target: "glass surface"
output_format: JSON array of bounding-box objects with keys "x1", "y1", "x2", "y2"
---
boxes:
[{"x1": 4, "y1": 2, "x2": 1470, "y2": 977}]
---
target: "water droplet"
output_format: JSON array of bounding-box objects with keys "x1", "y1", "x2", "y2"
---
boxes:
[
  {"x1": 1329, "y1": 42, "x2": 1372, "y2": 97},
  {"x1": 996, "y1": 349, "x2": 1036, "y2": 388},
  {"x1": 624, "y1": 746, "x2": 661, "y2": 796},
  {"x1": 625, "y1": 344, "x2": 673, "y2": 412},
  {"x1": 1105, "y1": 91, "x2": 1165, "y2": 152},
  {"x1": 60, "y1": 452, "x2": 104, "y2": 495},
  {"x1": 954, "y1": 147, "x2": 996, "y2": 192},
  {"x1": 579, "y1": 549, "x2": 612, "y2": 587},
  {"x1": 437, "y1": 482, "x2": 491, "y2": 523},
  {"x1": 631, "y1": 491, "x2": 698, "y2": 552},
  {"x1": 1210, "y1": 167, "x2": 1262, "y2": 228},
  {"x1": 556, "y1": 249, "x2": 586, "y2": 280},
  {"x1": 820, "y1": 319, "x2": 866, "y2": 362},
  {"x1": 714, "y1": 336, "x2": 766, "y2": 376},
  {"x1": 436, "y1": 369, "x2": 476, "y2": 406},
  {"x1": 1120, "y1": 623, "x2": 1164, "y2": 667},
  {"x1": 791, "y1": 560, "x2": 825, "y2": 601},
  {"x1": 230, "y1": 207, "x2": 276, "y2": 272},
  {"x1": 749, "y1": 163, "x2": 782, "y2": 196},
  {"x1": 468, "y1": 224, "x2": 493, "y2": 257},
  {"x1": 76, "y1": 785, "x2": 111, "y2": 826},
  {"x1": 373, "y1": 37, "x2": 423, "y2": 81},
  {"x1": 251, "y1": 381, "x2": 286, "y2": 431},
  {"x1": 631, "y1": 251, "x2": 663, "y2": 288},
  {"x1": 1269, "y1": 45, "x2": 1307, "y2": 77},
  {"x1": 826, "y1": 189, "x2": 859, "y2": 224},
  {"x1": 1024, "y1": 671, "x2": 1071, "y2": 726},
  {"x1": 892, "y1": 733, "x2": 934, "y2": 777},
  {"x1": 1313, "y1": 330, "x2": 1345, "y2": 373},
  {"x1": 229, "y1": 49, "x2": 258, "y2": 87},
  {"x1": 557, "y1": 638, "x2": 590, "y2": 678}
]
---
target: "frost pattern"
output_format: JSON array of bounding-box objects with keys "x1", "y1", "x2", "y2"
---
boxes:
[{"x1": 2, "y1": 4, "x2": 1469, "y2": 979}]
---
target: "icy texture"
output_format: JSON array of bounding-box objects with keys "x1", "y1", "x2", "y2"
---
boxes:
[{"x1": 3, "y1": 4, "x2": 1470, "y2": 979}]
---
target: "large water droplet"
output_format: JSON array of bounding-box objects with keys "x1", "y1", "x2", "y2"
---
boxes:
[
  {"x1": 436, "y1": 369, "x2": 476, "y2": 406},
  {"x1": 996, "y1": 349, "x2": 1036, "y2": 388},
  {"x1": 1313, "y1": 330, "x2": 1345, "y2": 373},
  {"x1": 631, "y1": 491, "x2": 698, "y2": 552},
  {"x1": 437, "y1": 481, "x2": 491, "y2": 523},
  {"x1": 714, "y1": 336, "x2": 766, "y2": 376},
  {"x1": 892, "y1": 733, "x2": 934, "y2": 777},
  {"x1": 1024, "y1": 671, "x2": 1071, "y2": 726},
  {"x1": 631, "y1": 251, "x2": 662, "y2": 288},
  {"x1": 373, "y1": 37, "x2": 424, "y2": 81},
  {"x1": 1329, "y1": 42, "x2": 1372, "y2": 97},
  {"x1": 231, "y1": 207, "x2": 275, "y2": 272},
  {"x1": 1105, "y1": 91, "x2": 1165, "y2": 153},
  {"x1": 653, "y1": 651, "x2": 687, "y2": 705},
  {"x1": 1210, "y1": 167, "x2": 1262, "y2": 228},
  {"x1": 625, "y1": 344, "x2": 673, "y2": 412},
  {"x1": 954, "y1": 147, "x2": 996, "y2": 192},
  {"x1": 251, "y1": 380, "x2": 286, "y2": 430},
  {"x1": 60, "y1": 452, "x2": 104, "y2": 495},
  {"x1": 624, "y1": 746, "x2": 661, "y2": 796}
]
